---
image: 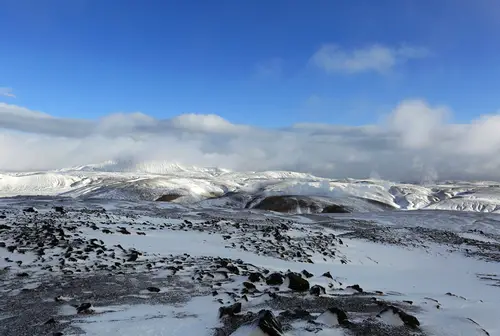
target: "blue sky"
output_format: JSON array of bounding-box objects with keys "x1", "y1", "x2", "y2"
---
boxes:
[
  {"x1": 1, "y1": 0, "x2": 500, "y2": 127},
  {"x1": 2, "y1": 1, "x2": 500, "y2": 179}
]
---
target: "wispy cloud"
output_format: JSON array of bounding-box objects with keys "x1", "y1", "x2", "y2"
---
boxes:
[
  {"x1": 253, "y1": 58, "x2": 284, "y2": 79},
  {"x1": 0, "y1": 87, "x2": 16, "y2": 98},
  {"x1": 1, "y1": 101, "x2": 500, "y2": 182},
  {"x1": 310, "y1": 44, "x2": 430, "y2": 74}
]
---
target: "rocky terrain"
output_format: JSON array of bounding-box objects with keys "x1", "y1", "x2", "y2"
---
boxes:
[{"x1": 1, "y1": 197, "x2": 499, "y2": 335}]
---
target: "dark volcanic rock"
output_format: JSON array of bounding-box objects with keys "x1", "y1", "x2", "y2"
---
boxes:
[
  {"x1": 322, "y1": 204, "x2": 351, "y2": 213},
  {"x1": 44, "y1": 317, "x2": 57, "y2": 325},
  {"x1": 243, "y1": 282, "x2": 257, "y2": 291},
  {"x1": 286, "y1": 272, "x2": 309, "y2": 292},
  {"x1": 302, "y1": 270, "x2": 314, "y2": 278},
  {"x1": 251, "y1": 196, "x2": 321, "y2": 213},
  {"x1": 219, "y1": 302, "x2": 242, "y2": 318},
  {"x1": 53, "y1": 206, "x2": 65, "y2": 213},
  {"x1": 226, "y1": 264, "x2": 240, "y2": 275},
  {"x1": 76, "y1": 302, "x2": 93, "y2": 314},
  {"x1": 256, "y1": 310, "x2": 283, "y2": 336},
  {"x1": 377, "y1": 305, "x2": 420, "y2": 328},
  {"x1": 236, "y1": 310, "x2": 283, "y2": 336},
  {"x1": 279, "y1": 309, "x2": 311, "y2": 320},
  {"x1": 266, "y1": 273, "x2": 284, "y2": 286},
  {"x1": 347, "y1": 284, "x2": 363, "y2": 293},
  {"x1": 156, "y1": 194, "x2": 183, "y2": 202},
  {"x1": 248, "y1": 272, "x2": 263, "y2": 282},
  {"x1": 322, "y1": 271, "x2": 333, "y2": 279},
  {"x1": 117, "y1": 228, "x2": 131, "y2": 235},
  {"x1": 321, "y1": 307, "x2": 349, "y2": 325},
  {"x1": 309, "y1": 285, "x2": 326, "y2": 296}
]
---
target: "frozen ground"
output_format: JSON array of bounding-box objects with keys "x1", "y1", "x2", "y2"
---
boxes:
[{"x1": 0, "y1": 196, "x2": 499, "y2": 336}]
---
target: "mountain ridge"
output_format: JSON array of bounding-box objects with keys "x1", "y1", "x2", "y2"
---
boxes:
[{"x1": 2, "y1": 160, "x2": 500, "y2": 214}]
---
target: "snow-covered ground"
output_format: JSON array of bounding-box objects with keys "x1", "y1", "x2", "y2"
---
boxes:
[
  {"x1": 1, "y1": 162, "x2": 499, "y2": 335},
  {"x1": 0, "y1": 196, "x2": 499, "y2": 336}
]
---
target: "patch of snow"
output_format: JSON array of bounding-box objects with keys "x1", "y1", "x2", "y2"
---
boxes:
[{"x1": 74, "y1": 296, "x2": 221, "y2": 336}]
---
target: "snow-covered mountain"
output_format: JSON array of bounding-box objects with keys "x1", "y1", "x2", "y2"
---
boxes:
[{"x1": 2, "y1": 160, "x2": 500, "y2": 213}]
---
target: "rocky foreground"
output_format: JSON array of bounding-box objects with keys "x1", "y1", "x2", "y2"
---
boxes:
[{"x1": 0, "y1": 197, "x2": 499, "y2": 336}]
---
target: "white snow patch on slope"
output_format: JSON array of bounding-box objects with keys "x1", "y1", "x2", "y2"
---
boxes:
[{"x1": 74, "y1": 296, "x2": 221, "y2": 336}]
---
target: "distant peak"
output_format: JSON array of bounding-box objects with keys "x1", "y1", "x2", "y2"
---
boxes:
[{"x1": 57, "y1": 160, "x2": 232, "y2": 176}]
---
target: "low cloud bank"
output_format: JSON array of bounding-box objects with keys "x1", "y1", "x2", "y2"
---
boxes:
[{"x1": 1, "y1": 100, "x2": 500, "y2": 182}]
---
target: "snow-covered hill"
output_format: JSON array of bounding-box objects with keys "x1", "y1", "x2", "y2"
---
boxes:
[{"x1": 2, "y1": 160, "x2": 500, "y2": 213}]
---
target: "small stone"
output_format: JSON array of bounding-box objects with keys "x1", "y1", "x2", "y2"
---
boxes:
[
  {"x1": 44, "y1": 317, "x2": 57, "y2": 325},
  {"x1": 218, "y1": 302, "x2": 242, "y2": 318},
  {"x1": 377, "y1": 306, "x2": 420, "y2": 329},
  {"x1": 347, "y1": 284, "x2": 363, "y2": 292},
  {"x1": 286, "y1": 272, "x2": 309, "y2": 292},
  {"x1": 322, "y1": 271, "x2": 333, "y2": 279},
  {"x1": 279, "y1": 309, "x2": 311, "y2": 320},
  {"x1": 76, "y1": 302, "x2": 93, "y2": 314},
  {"x1": 301, "y1": 270, "x2": 314, "y2": 278},
  {"x1": 54, "y1": 206, "x2": 65, "y2": 213},
  {"x1": 266, "y1": 273, "x2": 284, "y2": 286},
  {"x1": 243, "y1": 282, "x2": 257, "y2": 291},
  {"x1": 248, "y1": 272, "x2": 263, "y2": 282},
  {"x1": 309, "y1": 285, "x2": 326, "y2": 296}
]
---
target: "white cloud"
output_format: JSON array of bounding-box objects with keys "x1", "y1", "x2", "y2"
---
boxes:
[
  {"x1": 169, "y1": 114, "x2": 251, "y2": 134},
  {"x1": 1, "y1": 100, "x2": 500, "y2": 182},
  {"x1": 310, "y1": 44, "x2": 430, "y2": 74},
  {"x1": 0, "y1": 87, "x2": 16, "y2": 98},
  {"x1": 384, "y1": 99, "x2": 450, "y2": 148}
]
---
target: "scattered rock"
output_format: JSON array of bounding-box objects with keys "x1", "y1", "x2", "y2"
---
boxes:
[
  {"x1": 156, "y1": 194, "x2": 182, "y2": 202},
  {"x1": 226, "y1": 264, "x2": 240, "y2": 275},
  {"x1": 377, "y1": 305, "x2": 420, "y2": 329},
  {"x1": 286, "y1": 272, "x2": 310, "y2": 291},
  {"x1": 53, "y1": 206, "x2": 65, "y2": 213},
  {"x1": 309, "y1": 284, "x2": 326, "y2": 296},
  {"x1": 251, "y1": 196, "x2": 321, "y2": 213},
  {"x1": 279, "y1": 309, "x2": 311, "y2": 320},
  {"x1": 23, "y1": 207, "x2": 37, "y2": 213},
  {"x1": 219, "y1": 302, "x2": 242, "y2": 318},
  {"x1": 301, "y1": 270, "x2": 314, "y2": 278},
  {"x1": 266, "y1": 273, "x2": 284, "y2": 286},
  {"x1": 117, "y1": 228, "x2": 131, "y2": 235},
  {"x1": 322, "y1": 271, "x2": 333, "y2": 279},
  {"x1": 322, "y1": 204, "x2": 351, "y2": 213},
  {"x1": 44, "y1": 317, "x2": 57, "y2": 325},
  {"x1": 243, "y1": 282, "x2": 257, "y2": 291},
  {"x1": 232, "y1": 310, "x2": 283, "y2": 336},
  {"x1": 248, "y1": 272, "x2": 263, "y2": 282},
  {"x1": 76, "y1": 302, "x2": 93, "y2": 314},
  {"x1": 347, "y1": 284, "x2": 363, "y2": 293},
  {"x1": 316, "y1": 307, "x2": 349, "y2": 326}
]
